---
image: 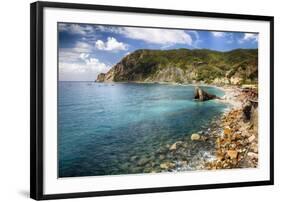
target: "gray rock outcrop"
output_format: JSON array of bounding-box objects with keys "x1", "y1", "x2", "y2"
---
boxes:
[{"x1": 194, "y1": 86, "x2": 218, "y2": 101}]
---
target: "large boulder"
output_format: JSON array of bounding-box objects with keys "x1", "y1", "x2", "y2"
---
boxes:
[
  {"x1": 194, "y1": 86, "x2": 218, "y2": 101},
  {"x1": 191, "y1": 133, "x2": 201, "y2": 141},
  {"x1": 243, "y1": 100, "x2": 258, "y2": 122},
  {"x1": 242, "y1": 101, "x2": 252, "y2": 120}
]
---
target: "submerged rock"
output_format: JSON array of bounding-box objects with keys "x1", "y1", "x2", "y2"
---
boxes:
[
  {"x1": 169, "y1": 141, "x2": 183, "y2": 151},
  {"x1": 159, "y1": 154, "x2": 166, "y2": 160},
  {"x1": 130, "y1": 155, "x2": 138, "y2": 162},
  {"x1": 194, "y1": 86, "x2": 218, "y2": 101},
  {"x1": 137, "y1": 157, "x2": 150, "y2": 166}
]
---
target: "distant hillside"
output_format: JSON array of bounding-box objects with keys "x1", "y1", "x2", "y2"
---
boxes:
[{"x1": 96, "y1": 48, "x2": 258, "y2": 85}]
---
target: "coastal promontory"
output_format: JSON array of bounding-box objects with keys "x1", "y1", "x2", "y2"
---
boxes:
[{"x1": 96, "y1": 48, "x2": 258, "y2": 85}]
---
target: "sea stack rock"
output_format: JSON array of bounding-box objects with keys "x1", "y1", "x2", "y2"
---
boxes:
[{"x1": 194, "y1": 86, "x2": 217, "y2": 101}]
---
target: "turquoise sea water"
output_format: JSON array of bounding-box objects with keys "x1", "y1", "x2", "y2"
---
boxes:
[{"x1": 58, "y1": 82, "x2": 227, "y2": 177}]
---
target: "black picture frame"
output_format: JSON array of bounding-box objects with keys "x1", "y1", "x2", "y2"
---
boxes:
[{"x1": 30, "y1": 1, "x2": 274, "y2": 200}]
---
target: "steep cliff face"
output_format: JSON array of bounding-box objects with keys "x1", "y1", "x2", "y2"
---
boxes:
[{"x1": 96, "y1": 48, "x2": 258, "y2": 85}]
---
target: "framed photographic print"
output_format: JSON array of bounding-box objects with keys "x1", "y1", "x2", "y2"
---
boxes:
[{"x1": 30, "y1": 1, "x2": 274, "y2": 200}]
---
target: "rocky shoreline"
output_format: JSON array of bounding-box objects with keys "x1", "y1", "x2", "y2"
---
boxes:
[
  {"x1": 141, "y1": 84, "x2": 259, "y2": 173},
  {"x1": 205, "y1": 85, "x2": 258, "y2": 170}
]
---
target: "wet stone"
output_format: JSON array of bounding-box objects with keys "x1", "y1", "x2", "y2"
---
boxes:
[
  {"x1": 130, "y1": 156, "x2": 138, "y2": 162},
  {"x1": 137, "y1": 157, "x2": 150, "y2": 166},
  {"x1": 159, "y1": 154, "x2": 165, "y2": 160}
]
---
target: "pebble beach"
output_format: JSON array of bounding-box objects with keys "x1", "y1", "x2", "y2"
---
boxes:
[{"x1": 144, "y1": 85, "x2": 259, "y2": 173}]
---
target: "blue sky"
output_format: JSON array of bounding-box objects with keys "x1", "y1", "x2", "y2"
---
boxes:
[{"x1": 58, "y1": 23, "x2": 258, "y2": 81}]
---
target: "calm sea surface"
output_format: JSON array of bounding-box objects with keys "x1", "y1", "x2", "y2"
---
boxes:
[{"x1": 58, "y1": 82, "x2": 227, "y2": 177}]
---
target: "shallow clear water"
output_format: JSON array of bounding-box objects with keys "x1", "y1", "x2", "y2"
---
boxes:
[{"x1": 58, "y1": 82, "x2": 227, "y2": 177}]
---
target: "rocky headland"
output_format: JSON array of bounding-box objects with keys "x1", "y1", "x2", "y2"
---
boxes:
[{"x1": 96, "y1": 48, "x2": 258, "y2": 85}]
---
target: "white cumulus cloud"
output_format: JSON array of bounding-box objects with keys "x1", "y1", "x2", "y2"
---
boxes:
[
  {"x1": 59, "y1": 55, "x2": 110, "y2": 81},
  {"x1": 239, "y1": 33, "x2": 258, "y2": 44},
  {"x1": 211, "y1": 31, "x2": 225, "y2": 37},
  {"x1": 59, "y1": 41, "x2": 111, "y2": 81},
  {"x1": 97, "y1": 26, "x2": 193, "y2": 46},
  {"x1": 95, "y1": 37, "x2": 128, "y2": 51},
  {"x1": 243, "y1": 33, "x2": 258, "y2": 41},
  {"x1": 121, "y1": 27, "x2": 192, "y2": 45},
  {"x1": 73, "y1": 41, "x2": 93, "y2": 53}
]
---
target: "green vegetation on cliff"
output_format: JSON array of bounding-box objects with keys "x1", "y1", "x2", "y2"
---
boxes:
[{"x1": 96, "y1": 48, "x2": 258, "y2": 85}]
